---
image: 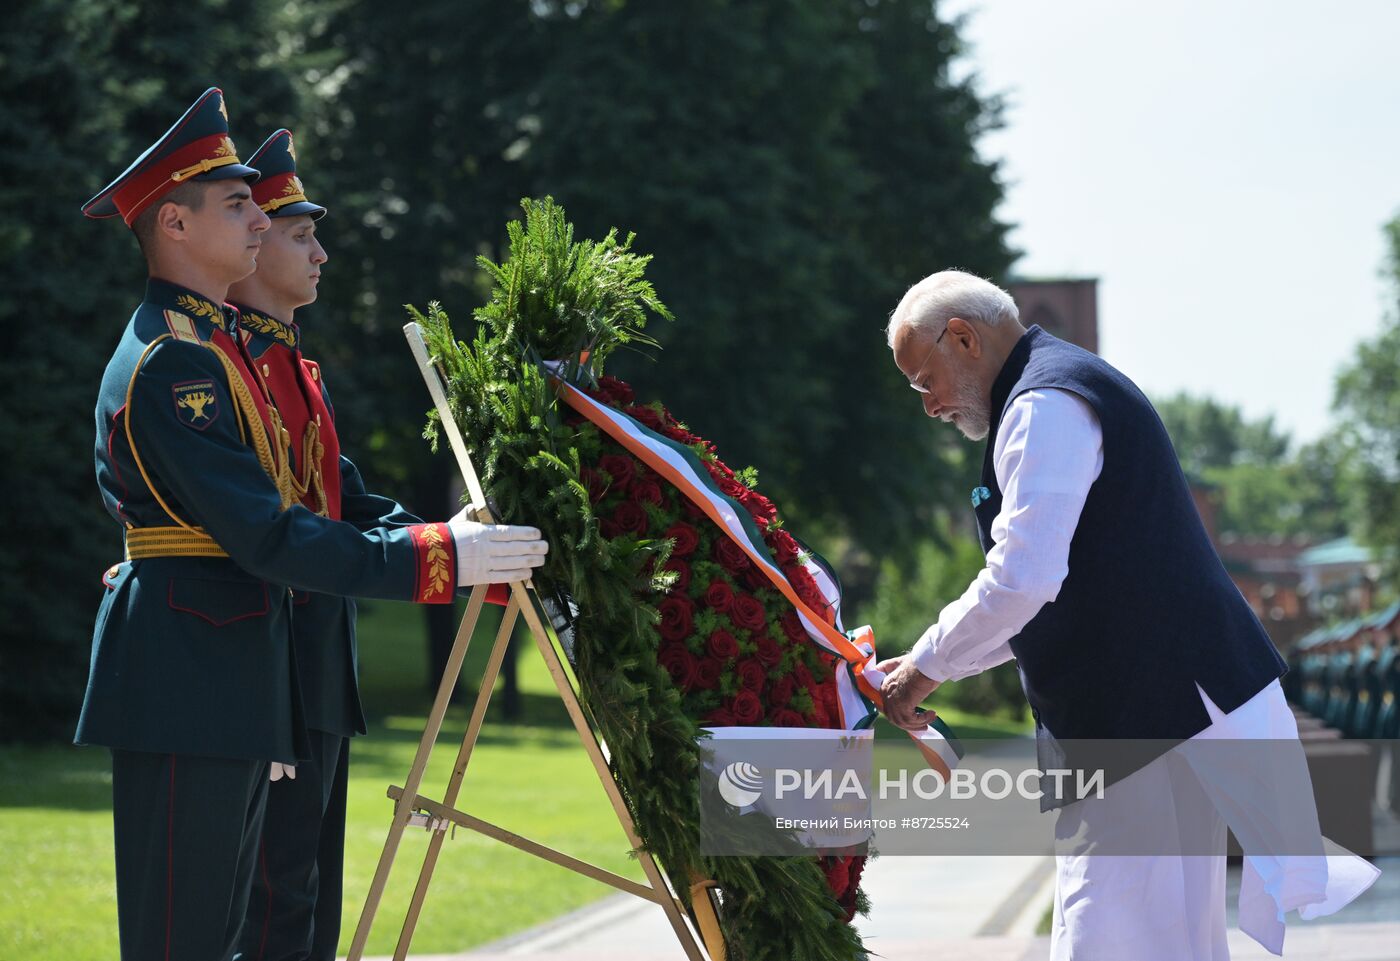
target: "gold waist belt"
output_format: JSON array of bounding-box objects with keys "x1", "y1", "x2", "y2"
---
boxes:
[{"x1": 125, "y1": 526, "x2": 230, "y2": 560}]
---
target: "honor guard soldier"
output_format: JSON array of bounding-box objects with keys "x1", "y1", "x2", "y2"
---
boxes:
[
  {"x1": 78, "y1": 90, "x2": 547, "y2": 961},
  {"x1": 225, "y1": 128, "x2": 454, "y2": 960}
]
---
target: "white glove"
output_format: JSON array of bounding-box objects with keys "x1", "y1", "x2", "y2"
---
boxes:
[
  {"x1": 270, "y1": 762, "x2": 296, "y2": 782},
  {"x1": 449, "y1": 510, "x2": 549, "y2": 586}
]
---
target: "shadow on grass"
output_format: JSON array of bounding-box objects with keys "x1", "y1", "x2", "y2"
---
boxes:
[{"x1": 0, "y1": 744, "x2": 113, "y2": 811}]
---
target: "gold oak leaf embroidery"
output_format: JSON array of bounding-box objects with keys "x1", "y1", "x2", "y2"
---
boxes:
[
  {"x1": 243, "y1": 313, "x2": 296, "y2": 348},
  {"x1": 178, "y1": 391, "x2": 216, "y2": 420},
  {"x1": 213, "y1": 136, "x2": 236, "y2": 158},
  {"x1": 175, "y1": 294, "x2": 223, "y2": 328},
  {"x1": 282, "y1": 176, "x2": 304, "y2": 197},
  {"x1": 286, "y1": 135, "x2": 297, "y2": 162},
  {"x1": 421, "y1": 526, "x2": 451, "y2": 600}
]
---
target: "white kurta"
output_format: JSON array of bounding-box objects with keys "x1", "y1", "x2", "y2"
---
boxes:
[{"x1": 902, "y1": 387, "x2": 1379, "y2": 957}]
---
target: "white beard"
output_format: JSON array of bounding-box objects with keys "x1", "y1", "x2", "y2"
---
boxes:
[{"x1": 949, "y1": 373, "x2": 991, "y2": 441}]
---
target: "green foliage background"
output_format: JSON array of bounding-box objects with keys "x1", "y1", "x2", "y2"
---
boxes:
[{"x1": 3, "y1": 0, "x2": 1014, "y2": 739}]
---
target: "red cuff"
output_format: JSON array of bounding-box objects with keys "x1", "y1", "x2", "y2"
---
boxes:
[{"x1": 410, "y1": 523, "x2": 455, "y2": 604}]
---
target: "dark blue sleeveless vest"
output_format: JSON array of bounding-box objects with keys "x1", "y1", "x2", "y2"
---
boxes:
[{"x1": 975, "y1": 326, "x2": 1286, "y2": 747}]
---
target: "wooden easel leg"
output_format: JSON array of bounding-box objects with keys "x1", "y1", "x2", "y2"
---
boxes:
[
  {"x1": 345, "y1": 585, "x2": 490, "y2": 961},
  {"x1": 509, "y1": 585, "x2": 710, "y2": 961},
  {"x1": 391, "y1": 597, "x2": 521, "y2": 961}
]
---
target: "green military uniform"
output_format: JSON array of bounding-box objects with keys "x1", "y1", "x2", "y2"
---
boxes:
[
  {"x1": 80, "y1": 91, "x2": 459, "y2": 961},
  {"x1": 232, "y1": 129, "x2": 426, "y2": 961}
]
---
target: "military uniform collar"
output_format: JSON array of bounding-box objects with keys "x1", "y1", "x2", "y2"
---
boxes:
[
  {"x1": 231, "y1": 301, "x2": 300, "y2": 349},
  {"x1": 143, "y1": 277, "x2": 236, "y2": 336}
]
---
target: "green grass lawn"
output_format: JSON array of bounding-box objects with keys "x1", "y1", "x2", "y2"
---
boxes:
[{"x1": 0, "y1": 599, "x2": 1030, "y2": 959}]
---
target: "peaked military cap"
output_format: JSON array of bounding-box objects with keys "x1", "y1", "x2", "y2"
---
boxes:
[
  {"x1": 247, "y1": 129, "x2": 326, "y2": 221},
  {"x1": 82, "y1": 87, "x2": 260, "y2": 226}
]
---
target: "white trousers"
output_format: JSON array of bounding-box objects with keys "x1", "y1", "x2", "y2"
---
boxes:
[{"x1": 1049, "y1": 679, "x2": 1380, "y2": 960}]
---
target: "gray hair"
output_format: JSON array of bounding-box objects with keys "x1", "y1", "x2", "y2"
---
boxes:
[{"x1": 886, "y1": 270, "x2": 1018, "y2": 348}]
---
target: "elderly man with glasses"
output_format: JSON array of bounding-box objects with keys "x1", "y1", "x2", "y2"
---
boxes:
[{"x1": 875, "y1": 270, "x2": 1377, "y2": 960}]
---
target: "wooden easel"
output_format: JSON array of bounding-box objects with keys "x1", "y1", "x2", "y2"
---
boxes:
[{"x1": 345, "y1": 324, "x2": 724, "y2": 961}]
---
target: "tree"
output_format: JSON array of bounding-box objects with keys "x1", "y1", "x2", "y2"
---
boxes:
[
  {"x1": 298, "y1": 0, "x2": 546, "y2": 703},
  {"x1": 0, "y1": 0, "x2": 315, "y2": 740},
  {"x1": 1156, "y1": 392, "x2": 1290, "y2": 476},
  {"x1": 1334, "y1": 211, "x2": 1400, "y2": 574},
  {"x1": 1155, "y1": 392, "x2": 1353, "y2": 541},
  {"x1": 518, "y1": 0, "x2": 1013, "y2": 588}
]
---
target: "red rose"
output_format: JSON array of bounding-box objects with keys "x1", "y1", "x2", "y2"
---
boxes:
[
  {"x1": 713, "y1": 537, "x2": 751, "y2": 576},
  {"x1": 599, "y1": 517, "x2": 622, "y2": 539},
  {"x1": 847, "y1": 856, "x2": 866, "y2": 893},
  {"x1": 824, "y1": 857, "x2": 851, "y2": 899},
  {"x1": 743, "y1": 490, "x2": 778, "y2": 526},
  {"x1": 630, "y1": 476, "x2": 665, "y2": 507},
  {"x1": 767, "y1": 529, "x2": 801, "y2": 564},
  {"x1": 715, "y1": 475, "x2": 747, "y2": 500},
  {"x1": 780, "y1": 611, "x2": 808, "y2": 645},
  {"x1": 771, "y1": 675, "x2": 797, "y2": 706},
  {"x1": 695, "y1": 657, "x2": 722, "y2": 690},
  {"x1": 626, "y1": 405, "x2": 664, "y2": 431},
  {"x1": 786, "y1": 564, "x2": 830, "y2": 619},
  {"x1": 680, "y1": 497, "x2": 708, "y2": 521},
  {"x1": 612, "y1": 501, "x2": 648, "y2": 536},
  {"x1": 597, "y1": 375, "x2": 635, "y2": 406},
  {"x1": 843, "y1": 858, "x2": 866, "y2": 920},
  {"x1": 658, "y1": 597, "x2": 695, "y2": 643},
  {"x1": 598, "y1": 454, "x2": 635, "y2": 489},
  {"x1": 663, "y1": 559, "x2": 692, "y2": 593},
  {"x1": 754, "y1": 633, "x2": 782, "y2": 667},
  {"x1": 736, "y1": 658, "x2": 767, "y2": 693},
  {"x1": 740, "y1": 564, "x2": 771, "y2": 593},
  {"x1": 704, "y1": 580, "x2": 734, "y2": 614},
  {"x1": 731, "y1": 690, "x2": 763, "y2": 725},
  {"x1": 665, "y1": 425, "x2": 701, "y2": 446},
  {"x1": 665, "y1": 522, "x2": 700, "y2": 557},
  {"x1": 772, "y1": 709, "x2": 806, "y2": 727},
  {"x1": 703, "y1": 707, "x2": 735, "y2": 727},
  {"x1": 795, "y1": 663, "x2": 816, "y2": 688},
  {"x1": 729, "y1": 594, "x2": 766, "y2": 632},
  {"x1": 658, "y1": 642, "x2": 698, "y2": 690},
  {"x1": 707, "y1": 628, "x2": 739, "y2": 660},
  {"x1": 707, "y1": 459, "x2": 735, "y2": 480},
  {"x1": 579, "y1": 466, "x2": 609, "y2": 503}
]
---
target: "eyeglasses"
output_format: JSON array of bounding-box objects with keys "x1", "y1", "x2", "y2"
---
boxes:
[{"x1": 906, "y1": 325, "x2": 949, "y2": 395}]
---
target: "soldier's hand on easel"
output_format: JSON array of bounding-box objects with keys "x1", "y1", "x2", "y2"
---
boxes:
[
  {"x1": 269, "y1": 762, "x2": 297, "y2": 782},
  {"x1": 448, "y1": 509, "x2": 549, "y2": 586}
]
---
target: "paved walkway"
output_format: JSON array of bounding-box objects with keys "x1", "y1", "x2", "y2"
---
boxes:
[{"x1": 365, "y1": 854, "x2": 1400, "y2": 960}]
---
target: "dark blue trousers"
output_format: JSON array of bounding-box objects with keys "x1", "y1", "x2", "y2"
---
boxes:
[
  {"x1": 238, "y1": 729, "x2": 349, "y2": 961},
  {"x1": 111, "y1": 749, "x2": 268, "y2": 961}
]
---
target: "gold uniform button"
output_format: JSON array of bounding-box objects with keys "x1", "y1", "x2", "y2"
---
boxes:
[
  {"x1": 107, "y1": 565, "x2": 121, "y2": 579},
  {"x1": 310, "y1": 367, "x2": 319, "y2": 380},
  {"x1": 262, "y1": 364, "x2": 271, "y2": 377}
]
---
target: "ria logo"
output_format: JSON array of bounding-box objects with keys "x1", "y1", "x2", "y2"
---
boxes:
[{"x1": 717, "y1": 761, "x2": 764, "y2": 808}]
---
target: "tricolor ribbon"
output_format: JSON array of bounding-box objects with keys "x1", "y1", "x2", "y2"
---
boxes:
[{"x1": 547, "y1": 369, "x2": 962, "y2": 777}]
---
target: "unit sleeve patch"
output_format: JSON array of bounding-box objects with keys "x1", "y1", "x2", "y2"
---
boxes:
[{"x1": 172, "y1": 380, "x2": 220, "y2": 430}]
